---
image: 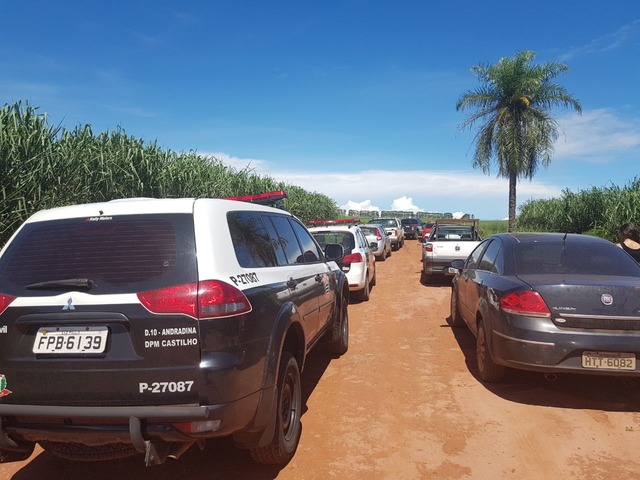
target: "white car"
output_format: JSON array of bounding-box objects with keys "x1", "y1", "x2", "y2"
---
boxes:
[
  {"x1": 359, "y1": 223, "x2": 391, "y2": 261},
  {"x1": 309, "y1": 221, "x2": 377, "y2": 301}
]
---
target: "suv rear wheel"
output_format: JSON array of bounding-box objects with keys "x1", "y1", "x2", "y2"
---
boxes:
[{"x1": 250, "y1": 352, "x2": 302, "y2": 464}]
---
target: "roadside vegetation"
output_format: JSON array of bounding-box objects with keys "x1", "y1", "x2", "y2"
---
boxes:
[
  {"x1": 517, "y1": 180, "x2": 640, "y2": 242},
  {"x1": 2, "y1": 100, "x2": 635, "y2": 248},
  {"x1": 0, "y1": 101, "x2": 340, "y2": 246}
]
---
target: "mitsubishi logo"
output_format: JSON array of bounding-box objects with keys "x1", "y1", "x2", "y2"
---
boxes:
[{"x1": 63, "y1": 298, "x2": 76, "y2": 311}]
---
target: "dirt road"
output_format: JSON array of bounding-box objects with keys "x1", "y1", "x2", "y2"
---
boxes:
[{"x1": 3, "y1": 240, "x2": 640, "y2": 479}]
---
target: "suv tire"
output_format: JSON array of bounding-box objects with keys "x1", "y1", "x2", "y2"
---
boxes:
[{"x1": 250, "y1": 352, "x2": 302, "y2": 464}]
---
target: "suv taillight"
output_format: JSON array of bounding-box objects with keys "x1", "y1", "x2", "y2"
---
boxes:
[
  {"x1": 425, "y1": 244, "x2": 433, "y2": 252},
  {"x1": 0, "y1": 293, "x2": 16, "y2": 315},
  {"x1": 138, "y1": 281, "x2": 251, "y2": 319},
  {"x1": 343, "y1": 252, "x2": 363, "y2": 264}
]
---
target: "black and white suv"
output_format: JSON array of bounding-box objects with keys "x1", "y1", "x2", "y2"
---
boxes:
[{"x1": 0, "y1": 192, "x2": 350, "y2": 466}]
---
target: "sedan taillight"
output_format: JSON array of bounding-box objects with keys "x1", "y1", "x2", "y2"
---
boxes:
[{"x1": 500, "y1": 290, "x2": 550, "y2": 317}]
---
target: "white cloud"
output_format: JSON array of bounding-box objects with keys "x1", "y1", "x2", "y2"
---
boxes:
[
  {"x1": 391, "y1": 196, "x2": 421, "y2": 212},
  {"x1": 558, "y1": 19, "x2": 640, "y2": 61},
  {"x1": 340, "y1": 199, "x2": 380, "y2": 213},
  {"x1": 556, "y1": 109, "x2": 640, "y2": 161},
  {"x1": 202, "y1": 152, "x2": 269, "y2": 172}
]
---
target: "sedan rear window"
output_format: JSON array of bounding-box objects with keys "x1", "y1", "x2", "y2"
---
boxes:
[{"x1": 514, "y1": 241, "x2": 640, "y2": 276}]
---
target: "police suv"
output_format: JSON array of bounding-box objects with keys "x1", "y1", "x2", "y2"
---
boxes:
[{"x1": 0, "y1": 192, "x2": 350, "y2": 466}]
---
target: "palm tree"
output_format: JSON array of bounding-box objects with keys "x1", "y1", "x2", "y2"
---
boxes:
[{"x1": 456, "y1": 50, "x2": 582, "y2": 232}]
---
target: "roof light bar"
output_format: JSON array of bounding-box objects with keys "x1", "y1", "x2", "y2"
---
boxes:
[
  {"x1": 225, "y1": 190, "x2": 288, "y2": 206},
  {"x1": 308, "y1": 218, "x2": 360, "y2": 226}
]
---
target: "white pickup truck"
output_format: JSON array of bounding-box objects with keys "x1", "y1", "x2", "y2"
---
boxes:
[{"x1": 420, "y1": 219, "x2": 482, "y2": 283}]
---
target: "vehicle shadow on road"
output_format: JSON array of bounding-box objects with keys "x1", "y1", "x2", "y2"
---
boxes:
[
  {"x1": 446, "y1": 319, "x2": 640, "y2": 412},
  {"x1": 9, "y1": 348, "x2": 335, "y2": 480},
  {"x1": 420, "y1": 274, "x2": 453, "y2": 287}
]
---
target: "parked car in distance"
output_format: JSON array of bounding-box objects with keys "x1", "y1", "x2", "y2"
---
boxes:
[
  {"x1": 421, "y1": 219, "x2": 482, "y2": 283},
  {"x1": 359, "y1": 223, "x2": 391, "y2": 261},
  {"x1": 372, "y1": 218, "x2": 404, "y2": 251},
  {"x1": 421, "y1": 222, "x2": 435, "y2": 240},
  {"x1": 449, "y1": 232, "x2": 640, "y2": 383},
  {"x1": 309, "y1": 221, "x2": 376, "y2": 302},
  {"x1": 401, "y1": 218, "x2": 424, "y2": 240},
  {"x1": 0, "y1": 191, "x2": 351, "y2": 467}
]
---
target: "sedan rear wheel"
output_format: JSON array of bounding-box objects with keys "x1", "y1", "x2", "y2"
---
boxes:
[
  {"x1": 476, "y1": 322, "x2": 506, "y2": 383},
  {"x1": 448, "y1": 288, "x2": 465, "y2": 328}
]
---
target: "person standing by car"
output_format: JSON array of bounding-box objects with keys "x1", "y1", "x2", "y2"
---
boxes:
[{"x1": 616, "y1": 223, "x2": 640, "y2": 262}]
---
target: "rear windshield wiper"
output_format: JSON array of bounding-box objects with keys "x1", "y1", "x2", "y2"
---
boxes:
[{"x1": 25, "y1": 278, "x2": 96, "y2": 290}]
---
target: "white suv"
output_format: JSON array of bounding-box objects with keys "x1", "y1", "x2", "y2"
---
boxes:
[
  {"x1": 0, "y1": 192, "x2": 350, "y2": 467},
  {"x1": 309, "y1": 222, "x2": 377, "y2": 302}
]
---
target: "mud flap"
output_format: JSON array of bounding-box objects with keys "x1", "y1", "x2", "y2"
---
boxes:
[
  {"x1": 129, "y1": 416, "x2": 169, "y2": 466},
  {"x1": 0, "y1": 418, "x2": 36, "y2": 463}
]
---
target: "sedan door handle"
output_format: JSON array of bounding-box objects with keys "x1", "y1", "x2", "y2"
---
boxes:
[{"x1": 287, "y1": 278, "x2": 298, "y2": 289}]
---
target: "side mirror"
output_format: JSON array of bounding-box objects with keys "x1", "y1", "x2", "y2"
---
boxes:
[
  {"x1": 448, "y1": 259, "x2": 465, "y2": 274},
  {"x1": 324, "y1": 243, "x2": 344, "y2": 261}
]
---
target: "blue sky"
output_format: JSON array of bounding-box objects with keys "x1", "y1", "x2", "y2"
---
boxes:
[{"x1": 2, "y1": 1, "x2": 639, "y2": 219}]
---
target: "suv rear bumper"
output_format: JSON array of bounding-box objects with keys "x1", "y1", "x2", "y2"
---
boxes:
[{"x1": 0, "y1": 385, "x2": 273, "y2": 447}]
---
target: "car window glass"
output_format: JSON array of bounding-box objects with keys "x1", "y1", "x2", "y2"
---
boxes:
[
  {"x1": 478, "y1": 239, "x2": 502, "y2": 273},
  {"x1": 267, "y1": 215, "x2": 304, "y2": 265},
  {"x1": 290, "y1": 219, "x2": 322, "y2": 263},
  {"x1": 262, "y1": 215, "x2": 288, "y2": 265},
  {"x1": 0, "y1": 214, "x2": 197, "y2": 294},
  {"x1": 514, "y1": 240, "x2": 640, "y2": 276},
  {"x1": 376, "y1": 219, "x2": 396, "y2": 228},
  {"x1": 227, "y1": 211, "x2": 277, "y2": 268},
  {"x1": 466, "y1": 240, "x2": 489, "y2": 269},
  {"x1": 312, "y1": 232, "x2": 354, "y2": 254}
]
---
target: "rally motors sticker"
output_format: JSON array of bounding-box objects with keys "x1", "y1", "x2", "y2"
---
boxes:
[{"x1": 0, "y1": 374, "x2": 11, "y2": 397}]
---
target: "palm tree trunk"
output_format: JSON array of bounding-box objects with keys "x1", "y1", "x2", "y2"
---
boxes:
[{"x1": 508, "y1": 171, "x2": 517, "y2": 232}]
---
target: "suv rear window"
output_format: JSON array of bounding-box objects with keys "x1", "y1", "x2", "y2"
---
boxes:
[
  {"x1": 0, "y1": 214, "x2": 197, "y2": 295},
  {"x1": 375, "y1": 219, "x2": 397, "y2": 227}
]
